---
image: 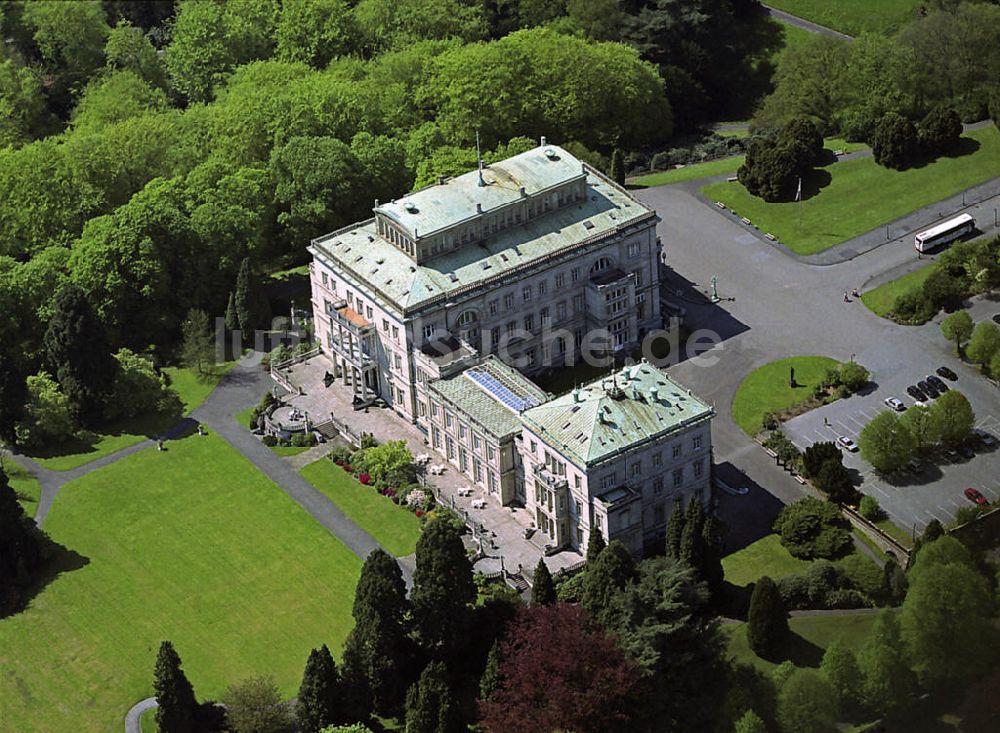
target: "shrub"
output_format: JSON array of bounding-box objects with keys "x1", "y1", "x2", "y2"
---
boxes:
[
  {"x1": 891, "y1": 290, "x2": 936, "y2": 324},
  {"x1": 105, "y1": 348, "x2": 180, "y2": 421},
  {"x1": 837, "y1": 553, "x2": 884, "y2": 600},
  {"x1": 328, "y1": 444, "x2": 353, "y2": 463},
  {"x1": 872, "y1": 112, "x2": 919, "y2": 170},
  {"x1": 290, "y1": 432, "x2": 316, "y2": 447},
  {"x1": 261, "y1": 435, "x2": 277, "y2": 447},
  {"x1": 838, "y1": 362, "x2": 870, "y2": 393},
  {"x1": 358, "y1": 473, "x2": 371, "y2": 485},
  {"x1": 953, "y1": 504, "x2": 989, "y2": 527},
  {"x1": 762, "y1": 411, "x2": 780, "y2": 430},
  {"x1": 858, "y1": 495, "x2": 883, "y2": 521},
  {"x1": 14, "y1": 371, "x2": 76, "y2": 448},
  {"x1": 773, "y1": 497, "x2": 852, "y2": 560}
]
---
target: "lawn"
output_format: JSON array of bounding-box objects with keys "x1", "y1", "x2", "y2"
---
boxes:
[
  {"x1": 765, "y1": 0, "x2": 921, "y2": 35},
  {"x1": 731, "y1": 356, "x2": 840, "y2": 435},
  {"x1": 861, "y1": 265, "x2": 935, "y2": 318},
  {"x1": 26, "y1": 362, "x2": 236, "y2": 472},
  {"x1": 722, "y1": 533, "x2": 812, "y2": 588},
  {"x1": 5, "y1": 458, "x2": 41, "y2": 515},
  {"x1": 701, "y1": 126, "x2": 1000, "y2": 256},
  {"x1": 0, "y1": 433, "x2": 362, "y2": 732},
  {"x1": 727, "y1": 612, "x2": 881, "y2": 673},
  {"x1": 300, "y1": 458, "x2": 422, "y2": 557},
  {"x1": 771, "y1": 17, "x2": 815, "y2": 65}
]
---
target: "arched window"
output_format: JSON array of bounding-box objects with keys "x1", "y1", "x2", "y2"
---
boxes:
[
  {"x1": 456, "y1": 310, "x2": 478, "y2": 327},
  {"x1": 591, "y1": 257, "x2": 613, "y2": 274}
]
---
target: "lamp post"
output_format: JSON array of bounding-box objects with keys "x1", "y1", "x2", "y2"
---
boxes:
[{"x1": 710, "y1": 275, "x2": 720, "y2": 303}]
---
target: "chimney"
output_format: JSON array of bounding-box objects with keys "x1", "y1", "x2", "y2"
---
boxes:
[
  {"x1": 476, "y1": 203, "x2": 483, "y2": 214},
  {"x1": 572, "y1": 388, "x2": 581, "y2": 403},
  {"x1": 540, "y1": 135, "x2": 547, "y2": 146},
  {"x1": 649, "y1": 386, "x2": 659, "y2": 402},
  {"x1": 519, "y1": 186, "x2": 527, "y2": 198},
  {"x1": 374, "y1": 199, "x2": 379, "y2": 207}
]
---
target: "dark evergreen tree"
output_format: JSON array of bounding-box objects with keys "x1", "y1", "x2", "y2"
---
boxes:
[
  {"x1": 801, "y1": 442, "x2": 841, "y2": 479},
  {"x1": 531, "y1": 558, "x2": 556, "y2": 606},
  {"x1": 224, "y1": 290, "x2": 239, "y2": 333},
  {"x1": 918, "y1": 104, "x2": 962, "y2": 156},
  {"x1": 679, "y1": 496, "x2": 705, "y2": 570},
  {"x1": 404, "y1": 661, "x2": 464, "y2": 733},
  {"x1": 872, "y1": 112, "x2": 919, "y2": 170},
  {"x1": 0, "y1": 466, "x2": 43, "y2": 615},
  {"x1": 778, "y1": 117, "x2": 824, "y2": 167},
  {"x1": 815, "y1": 460, "x2": 855, "y2": 505},
  {"x1": 0, "y1": 348, "x2": 27, "y2": 443},
  {"x1": 342, "y1": 549, "x2": 412, "y2": 719},
  {"x1": 586, "y1": 526, "x2": 606, "y2": 564},
  {"x1": 479, "y1": 640, "x2": 503, "y2": 701},
  {"x1": 665, "y1": 498, "x2": 684, "y2": 559},
  {"x1": 581, "y1": 540, "x2": 636, "y2": 628},
  {"x1": 43, "y1": 283, "x2": 116, "y2": 419},
  {"x1": 234, "y1": 258, "x2": 271, "y2": 338},
  {"x1": 882, "y1": 556, "x2": 908, "y2": 606},
  {"x1": 700, "y1": 514, "x2": 725, "y2": 600},
  {"x1": 747, "y1": 576, "x2": 787, "y2": 659},
  {"x1": 153, "y1": 640, "x2": 198, "y2": 733},
  {"x1": 609, "y1": 148, "x2": 626, "y2": 185},
  {"x1": 412, "y1": 520, "x2": 476, "y2": 660},
  {"x1": 297, "y1": 644, "x2": 342, "y2": 733}
]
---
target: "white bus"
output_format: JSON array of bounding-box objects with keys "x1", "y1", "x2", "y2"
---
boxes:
[{"x1": 914, "y1": 213, "x2": 975, "y2": 253}]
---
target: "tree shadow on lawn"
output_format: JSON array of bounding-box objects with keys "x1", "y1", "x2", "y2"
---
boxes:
[
  {"x1": 2, "y1": 535, "x2": 90, "y2": 620},
  {"x1": 798, "y1": 168, "x2": 833, "y2": 202},
  {"x1": 773, "y1": 630, "x2": 825, "y2": 668},
  {"x1": 907, "y1": 135, "x2": 983, "y2": 171}
]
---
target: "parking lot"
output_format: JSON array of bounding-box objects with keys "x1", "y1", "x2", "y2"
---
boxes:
[{"x1": 783, "y1": 310, "x2": 1000, "y2": 534}]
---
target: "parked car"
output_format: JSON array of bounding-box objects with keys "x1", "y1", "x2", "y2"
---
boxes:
[
  {"x1": 907, "y1": 385, "x2": 928, "y2": 402},
  {"x1": 974, "y1": 429, "x2": 997, "y2": 446},
  {"x1": 719, "y1": 483, "x2": 750, "y2": 496},
  {"x1": 927, "y1": 375, "x2": 949, "y2": 392},
  {"x1": 958, "y1": 443, "x2": 976, "y2": 459},
  {"x1": 993, "y1": 314, "x2": 1000, "y2": 325},
  {"x1": 964, "y1": 487, "x2": 989, "y2": 505},
  {"x1": 936, "y1": 366, "x2": 958, "y2": 381},
  {"x1": 917, "y1": 380, "x2": 938, "y2": 398},
  {"x1": 884, "y1": 396, "x2": 906, "y2": 411},
  {"x1": 838, "y1": 435, "x2": 859, "y2": 452}
]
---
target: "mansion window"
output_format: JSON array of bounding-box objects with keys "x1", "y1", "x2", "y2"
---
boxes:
[
  {"x1": 653, "y1": 451, "x2": 662, "y2": 467},
  {"x1": 653, "y1": 477, "x2": 663, "y2": 495},
  {"x1": 628, "y1": 241, "x2": 640, "y2": 258},
  {"x1": 504, "y1": 293, "x2": 514, "y2": 310},
  {"x1": 555, "y1": 273, "x2": 565, "y2": 288},
  {"x1": 571, "y1": 268, "x2": 580, "y2": 283},
  {"x1": 423, "y1": 323, "x2": 435, "y2": 339},
  {"x1": 694, "y1": 460, "x2": 704, "y2": 478},
  {"x1": 524, "y1": 314, "x2": 534, "y2": 332},
  {"x1": 693, "y1": 435, "x2": 703, "y2": 451},
  {"x1": 522, "y1": 286, "x2": 532, "y2": 302},
  {"x1": 673, "y1": 468, "x2": 683, "y2": 487},
  {"x1": 488, "y1": 299, "x2": 498, "y2": 316},
  {"x1": 673, "y1": 444, "x2": 682, "y2": 459},
  {"x1": 538, "y1": 279, "x2": 548, "y2": 295},
  {"x1": 601, "y1": 473, "x2": 616, "y2": 489},
  {"x1": 630, "y1": 461, "x2": 641, "y2": 478},
  {"x1": 557, "y1": 301, "x2": 567, "y2": 321}
]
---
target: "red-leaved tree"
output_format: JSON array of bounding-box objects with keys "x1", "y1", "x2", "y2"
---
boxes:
[{"x1": 479, "y1": 603, "x2": 640, "y2": 733}]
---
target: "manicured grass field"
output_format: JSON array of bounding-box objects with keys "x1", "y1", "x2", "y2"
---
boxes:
[
  {"x1": 771, "y1": 17, "x2": 815, "y2": 65},
  {"x1": 140, "y1": 706, "x2": 157, "y2": 732},
  {"x1": 0, "y1": 433, "x2": 362, "y2": 732},
  {"x1": 5, "y1": 459, "x2": 41, "y2": 515},
  {"x1": 702, "y1": 127, "x2": 1000, "y2": 255},
  {"x1": 727, "y1": 612, "x2": 880, "y2": 673},
  {"x1": 732, "y1": 356, "x2": 840, "y2": 435},
  {"x1": 27, "y1": 362, "x2": 236, "y2": 472},
  {"x1": 861, "y1": 265, "x2": 935, "y2": 317},
  {"x1": 300, "y1": 459, "x2": 422, "y2": 557},
  {"x1": 765, "y1": 0, "x2": 921, "y2": 35},
  {"x1": 722, "y1": 534, "x2": 812, "y2": 588}
]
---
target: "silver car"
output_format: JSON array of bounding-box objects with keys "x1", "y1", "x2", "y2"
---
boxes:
[{"x1": 884, "y1": 397, "x2": 906, "y2": 411}]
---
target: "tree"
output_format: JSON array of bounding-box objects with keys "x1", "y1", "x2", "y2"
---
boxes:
[
  {"x1": 871, "y1": 112, "x2": 919, "y2": 170},
  {"x1": 360, "y1": 440, "x2": 413, "y2": 485},
  {"x1": 700, "y1": 513, "x2": 725, "y2": 600},
  {"x1": 859, "y1": 410, "x2": 916, "y2": 474},
  {"x1": 664, "y1": 497, "x2": 683, "y2": 559},
  {"x1": 404, "y1": 661, "x2": 464, "y2": 733},
  {"x1": 479, "y1": 604, "x2": 640, "y2": 733},
  {"x1": 581, "y1": 539, "x2": 636, "y2": 627},
  {"x1": 747, "y1": 576, "x2": 787, "y2": 659},
  {"x1": 71, "y1": 70, "x2": 168, "y2": 132},
  {"x1": 820, "y1": 640, "x2": 861, "y2": 712},
  {"x1": 899, "y1": 404, "x2": 940, "y2": 450},
  {"x1": 43, "y1": 283, "x2": 116, "y2": 418},
  {"x1": 882, "y1": 556, "x2": 908, "y2": 605},
  {"x1": 775, "y1": 668, "x2": 837, "y2": 733},
  {"x1": 0, "y1": 57, "x2": 48, "y2": 148},
  {"x1": 234, "y1": 258, "x2": 271, "y2": 339},
  {"x1": 411, "y1": 519, "x2": 475, "y2": 658},
  {"x1": 223, "y1": 675, "x2": 293, "y2": 733},
  {"x1": 0, "y1": 465, "x2": 43, "y2": 615},
  {"x1": 772, "y1": 497, "x2": 852, "y2": 560},
  {"x1": 928, "y1": 389, "x2": 975, "y2": 447},
  {"x1": 837, "y1": 361, "x2": 870, "y2": 393},
  {"x1": 918, "y1": 104, "x2": 963, "y2": 156},
  {"x1": 587, "y1": 525, "x2": 606, "y2": 563},
  {"x1": 530, "y1": 558, "x2": 556, "y2": 606},
  {"x1": 153, "y1": 641, "x2": 198, "y2": 733},
  {"x1": 225, "y1": 291, "x2": 239, "y2": 334},
  {"x1": 779, "y1": 117, "x2": 825, "y2": 167},
  {"x1": 104, "y1": 348, "x2": 179, "y2": 421},
  {"x1": 902, "y1": 540, "x2": 998, "y2": 684},
  {"x1": 478, "y1": 640, "x2": 503, "y2": 700},
  {"x1": 679, "y1": 495, "x2": 705, "y2": 570},
  {"x1": 814, "y1": 459, "x2": 855, "y2": 505},
  {"x1": 608, "y1": 148, "x2": 626, "y2": 185},
  {"x1": 342, "y1": 549, "x2": 412, "y2": 719},
  {"x1": 297, "y1": 645, "x2": 342, "y2": 733},
  {"x1": 180, "y1": 309, "x2": 215, "y2": 374},
  {"x1": 857, "y1": 609, "x2": 916, "y2": 714},
  {"x1": 354, "y1": 0, "x2": 487, "y2": 55},
  {"x1": 737, "y1": 137, "x2": 799, "y2": 202},
  {"x1": 0, "y1": 348, "x2": 27, "y2": 443},
  {"x1": 276, "y1": 0, "x2": 355, "y2": 68},
  {"x1": 104, "y1": 20, "x2": 169, "y2": 89},
  {"x1": 801, "y1": 442, "x2": 842, "y2": 479},
  {"x1": 858, "y1": 495, "x2": 883, "y2": 521},
  {"x1": 966, "y1": 321, "x2": 1000, "y2": 368},
  {"x1": 734, "y1": 709, "x2": 768, "y2": 733},
  {"x1": 14, "y1": 371, "x2": 76, "y2": 448}
]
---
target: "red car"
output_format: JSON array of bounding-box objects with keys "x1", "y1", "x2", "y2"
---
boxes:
[{"x1": 964, "y1": 488, "x2": 989, "y2": 505}]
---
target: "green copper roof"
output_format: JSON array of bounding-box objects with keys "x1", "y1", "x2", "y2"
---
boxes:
[
  {"x1": 376, "y1": 145, "x2": 587, "y2": 238},
  {"x1": 521, "y1": 362, "x2": 714, "y2": 467},
  {"x1": 430, "y1": 356, "x2": 550, "y2": 439}
]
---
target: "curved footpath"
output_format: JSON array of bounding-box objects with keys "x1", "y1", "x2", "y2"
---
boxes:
[
  {"x1": 761, "y1": 3, "x2": 854, "y2": 41},
  {"x1": 125, "y1": 697, "x2": 157, "y2": 733}
]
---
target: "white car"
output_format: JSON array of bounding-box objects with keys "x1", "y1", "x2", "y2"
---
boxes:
[
  {"x1": 884, "y1": 397, "x2": 906, "y2": 411},
  {"x1": 838, "y1": 436, "x2": 859, "y2": 452}
]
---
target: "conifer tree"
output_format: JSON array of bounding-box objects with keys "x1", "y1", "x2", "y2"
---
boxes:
[
  {"x1": 665, "y1": 498, "x2": 684, "y2": 559},
  {"x1": 342, "y1": 549, "x2": 411, "y2": 719},
  {"x1": 411, "y1": 520, "x2": 475, "y2": 660},
  {"x1": 224, "y1": 290, "x2": 239, "y2": 333},
  {"x1": 234, "y1": 258, "x2": 270, "y2": 338},
  {"x1": 153, "y1": 640, "x2": 198, "y2": 733},
  {"x1": 581, "y1": 540, "x2": 636, "y2": 628},
  {"x1": 747, "y1": 576, "x2": 787, "y2": 659},
  {"x1": 609, "y1": 148, "x2": 626, "y2": 185},
  {"x1": 586, "y1": 526, "x2": 606, "y2": 564},
  {"x1": 0, "y1": 465, "x2": 42, "y2": 614},
  {"x1": 700, "y1": 513, "x2": 725, "y2": 599},
  {"x1": 531, "y1": 558, "x2": 556, "y2": 606},
  {"x1": 0, "y1": 348, "x2": 26, "y2": 443},
  {"x1": 479, "y1": 640, "x2": 503, "y2": 701},
  {"x1": 179, "y1": 308, "x2": 213, "y2": 374},
  {"x1": 43, "y1": 283, "x2": 116, "y2": 419},
  {"x1": 298, "y1": 644, "x2": 342, "y2": 733},
  {"x1": 679, "y1": 496, "x2": 705, "y2": 570},
  {"x1": 404, "y1": 661, "x2": 464, "y2": 733}
]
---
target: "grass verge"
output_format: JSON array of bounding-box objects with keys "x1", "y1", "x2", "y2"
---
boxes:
[
  {"x1": 732, "y1": 356, "x2": 841, "y2": 435},
  {"x1": 5, "y1": 459, "x2": 41, "y2": 515},
  {"x1": 861, "y1": 265, "x2": 936, "y2": 318},
  {"x1": 701, "y1": 127, "x2": 1000, "y2": 256},
  {"x1": 764, "y1": 0, "x2": 921, "y2": 35},
  {"x1": 0, "y1": 433, "x2": 362, "y2": 732},
  {"x1": 300, "y1": 458, "x2": 422, "y2": 557}
]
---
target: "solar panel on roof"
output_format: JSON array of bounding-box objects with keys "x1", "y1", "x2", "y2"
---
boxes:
[{"x1": 467, "y1": 370, "x2": 540, "y2": 412}]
